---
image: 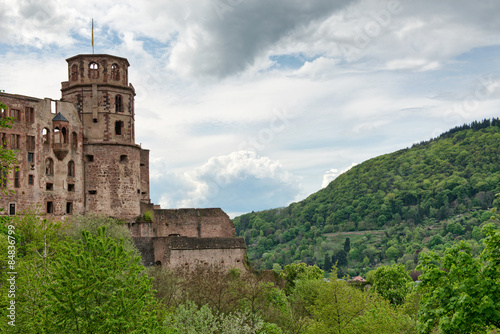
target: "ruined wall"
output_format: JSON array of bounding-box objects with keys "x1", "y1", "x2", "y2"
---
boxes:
[
  {"x1": 0, "y1": 93, "x2": 84, "y2": 217},
  {"x1": 129, "y1": 208, "x2": 248, "y2": 271},
  {"x1": 153, "y1": 237, "x2": 247, "y2": 271},
  {"x1": 153, "y1": 208, "x2": 236, "y2": 238}
]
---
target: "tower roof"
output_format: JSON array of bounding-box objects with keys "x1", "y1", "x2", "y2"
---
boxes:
[{"x1": 52, "y1": 112, "x2": 69, "y2": 122}]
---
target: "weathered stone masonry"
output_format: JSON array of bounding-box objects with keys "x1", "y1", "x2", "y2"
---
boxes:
[{"x1": 0, "y1": 53, "x2": 247, "y2": 270}]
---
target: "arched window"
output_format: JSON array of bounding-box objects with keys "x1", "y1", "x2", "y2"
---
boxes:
[
  {"x1": 89, "y1": 62, "x2": 99, "y2": 79},
  {"x1": 115, "y1": 95, "x2": 123, "y2": 113},
  {"x1": 45, "y1": 158, "x2": 54, "y2": 176},
  {"x1": 71, "y1": 64, "x2": 78, "y2": 81},
  {"x1": 42, "y1": 128, "x2": 50, "y2": 144},
  {"x1": 68, "y1": 160, "x2": 75, "y2": 177},
  {"x1": 72, "y1": 132, "x2": 78, "y2": 149},
  {"x1": 111, "y1": 63, "x2": 120, "y2": 81},
  {"x1": 115, "y1": 121, "x2": 123, "y2": 135}
]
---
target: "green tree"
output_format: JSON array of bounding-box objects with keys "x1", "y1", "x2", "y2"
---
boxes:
[
  {"x1": 417, "y1": 224, "x2": 500, "y2": 333},
  {"x1": 371, "y1": 264, "x2": 412, "y2": 305},
  {"x1": 279, "y1": 263, "x2": 324, "y2": 295},
  {"x1": 0, "y1": 101, "x2": 16, "y2": 193},
  {"x1": 343, "y1": 237, "x2": 351, "y2": 253},
  {"x1": 45, "y1": 227, "x2": 159, "y2": 333}
]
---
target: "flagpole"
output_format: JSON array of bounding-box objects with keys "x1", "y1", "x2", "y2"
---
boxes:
[{"x1": 92, "y1": 19, "x2": 94, "y2": 54}]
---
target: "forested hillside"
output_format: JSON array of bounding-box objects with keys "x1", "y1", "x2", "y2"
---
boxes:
[{"x1": 233, "y1": 118, "x2": 500, "y2": 274}]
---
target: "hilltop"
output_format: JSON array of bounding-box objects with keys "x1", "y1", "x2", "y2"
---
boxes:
[{"x1": 233, "y1": 118, "x2": 500, "y2": 275}]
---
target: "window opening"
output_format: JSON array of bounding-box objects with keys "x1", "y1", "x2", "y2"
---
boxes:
[
  {"x1": 46, "y1": 183, "x2": 53, "y2": 191},
  {"x1": 50, "y1": 100, "x2": 56, "y2": 114},
  {"x1": 120, "y1": 155, "x2": 128, "y2": 162},
  {"x1": 28, "y1": 153, "x2": 34, "y2": 163},
  {"x1": 68, "y1": 183, "x2": 75, "y2": 192},
  {"x1": 115, "y1": 121, "x2": 123, "y2": 135},
  {"x1": 68, "y1": 160, "x2": 75, "y2": 177},
  {"x1": 66, "y1": 202, "x2": 73, "y2": 215},
  {"x1": 72, "y1": 132, "x2": 78, "y2": 148},
  {"x1": 14, "y1": 169, "x2": 19, "y2": 188},
  {"x1": 61, "y1": 127, "x2": 67, "y2": 143},
  {"x1": 88, "y1": 190, "x2": 97, "y2": 195},
  {"x1": 42, "y1": 128, "x2": 50, "y2": 144},
  {"x1": 47, "y1": 201, "x2": 53, "y2": 214},
  {"x1": 115, "y1": 95, "x2": 123, "y2": 113},
  {"x1": 11, "y1": 109, "x2": 21, "y2": 121},
  {"x1": 10, "y1": 134, "x2": 20, "y2": 149},
  {"x1": 89, "y1": 62, "x2": 99, "y2": 79},
  {"x1": 27, "y1": 135, "x2": 35, "y2": 151},
  {"x1": 111, "y1": 64, "x2": 120, "y2": 81},
  {"x1": 45, "y1": 158, "x2": 54, "y2": 175},
  {"x1": 28, "y1": 174, "x2": 34, "y2": 185},
  {"x1": 9, "y1": 203, "x2": 15, "y2": 215},
  {"x1": 86, "y1": 155, "x2": 94, "y2": 162},
  {"x1": 53, "y1": 127, "x2": 61, "y2": 144}
]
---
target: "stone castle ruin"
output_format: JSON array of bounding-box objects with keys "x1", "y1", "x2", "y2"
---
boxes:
[{"x1": 0, "y1": 54, "x2": 247, "y2": 271}]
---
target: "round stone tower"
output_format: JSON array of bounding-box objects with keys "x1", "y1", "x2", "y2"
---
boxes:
[{"x1": 61, "y1": 54, "x2": 144, "y2": 219}]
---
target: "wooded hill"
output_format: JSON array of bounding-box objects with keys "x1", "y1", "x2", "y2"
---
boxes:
[{"x1": 233, "y1": 118, "x2": 500, "y2": 274}]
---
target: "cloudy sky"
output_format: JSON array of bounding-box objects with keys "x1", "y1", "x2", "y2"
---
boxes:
[{"x1": 2, "y1": 0, "x2": 500, "y2": 217}]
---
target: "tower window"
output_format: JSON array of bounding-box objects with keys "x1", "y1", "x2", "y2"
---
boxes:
[
  {"x1": 45, "y1": 158, "x2": 54, "y2": 175},
  {"x1": 68, "y1": 183, "x2": 75, "y2": 192},
  {"x1": 9, "y1": 203, "x2": 15, "y2": 215},
  {"x1": 28, "y1": 153, "x2": 34, "y2": 162},
  {"x1": 89, "y1": 62, "x2": 99, "y2": 79},
  {"x1": 46, "y1": 183, "x2": 53, "y2": 191},
  {"x1": 88, "y1": 190, "x2": 97, "y2": 195},
  {"x1": 86, "y1": 155, "x2": 94, "y2": 162},
  {"x1": 68, "y1": 160, "x2": 75, "y2": 177},
  {"x1": 120, "y1": 155, "x2": 128, "y2": 162},
  {"x1": 115, "y1": 121, "x2": 123, "y2": 135},
  {"x1": 115, "y1": 95, "x2": 123, "y2": 113},
  {"x1": 111, "y1": 63, "x2": 120, "y2": 81},
  {"x1": 28, "y1": 174, "x2": 34, "y2": 185}
]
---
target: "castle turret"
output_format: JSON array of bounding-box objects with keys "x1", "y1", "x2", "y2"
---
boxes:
[{"x1": 61, "y1": 54, "x2": 150, "y2": 219}]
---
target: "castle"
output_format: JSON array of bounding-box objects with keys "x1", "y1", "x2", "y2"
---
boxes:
[{"x1": 0, "y1": 54, "x2": 247, "y2": 271}]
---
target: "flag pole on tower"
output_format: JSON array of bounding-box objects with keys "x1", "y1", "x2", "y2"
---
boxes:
[{"x1": 92, "y1": 19, "x2": 94, "y2": 54}]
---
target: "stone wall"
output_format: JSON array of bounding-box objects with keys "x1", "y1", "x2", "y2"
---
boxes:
[
  {"x1": 129, "y1": 208, "x2": 248, "y2": 271},
  {"x1": 0, "y1": 93, "x2": 85, "y2": 217},
  {"x1": 83, "y1": 143, "x2": 142, "y2": 219}
]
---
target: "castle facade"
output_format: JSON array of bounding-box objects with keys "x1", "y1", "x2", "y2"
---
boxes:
[{"x1": 0, "y1": 54, "x2": 247, "y2": 270}]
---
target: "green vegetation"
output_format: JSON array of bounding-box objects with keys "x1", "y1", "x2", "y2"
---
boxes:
[
  {"x1": 0, "y1": 211, "x2": 499, "y2": 333},
  {"x1": 0, "y1": 101, "x2": 17, "y2": 193},
  {"x1": 233, "y1": 119, "x2": 500, "y2": 274}
]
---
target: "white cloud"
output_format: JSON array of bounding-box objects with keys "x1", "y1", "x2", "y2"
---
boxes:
[
  {"x1": 322, "y1": 163, "x2": 358, "y2": 188},
  {"x1": 151, "y1": 151, "x2": 302, "y2": 215}
]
